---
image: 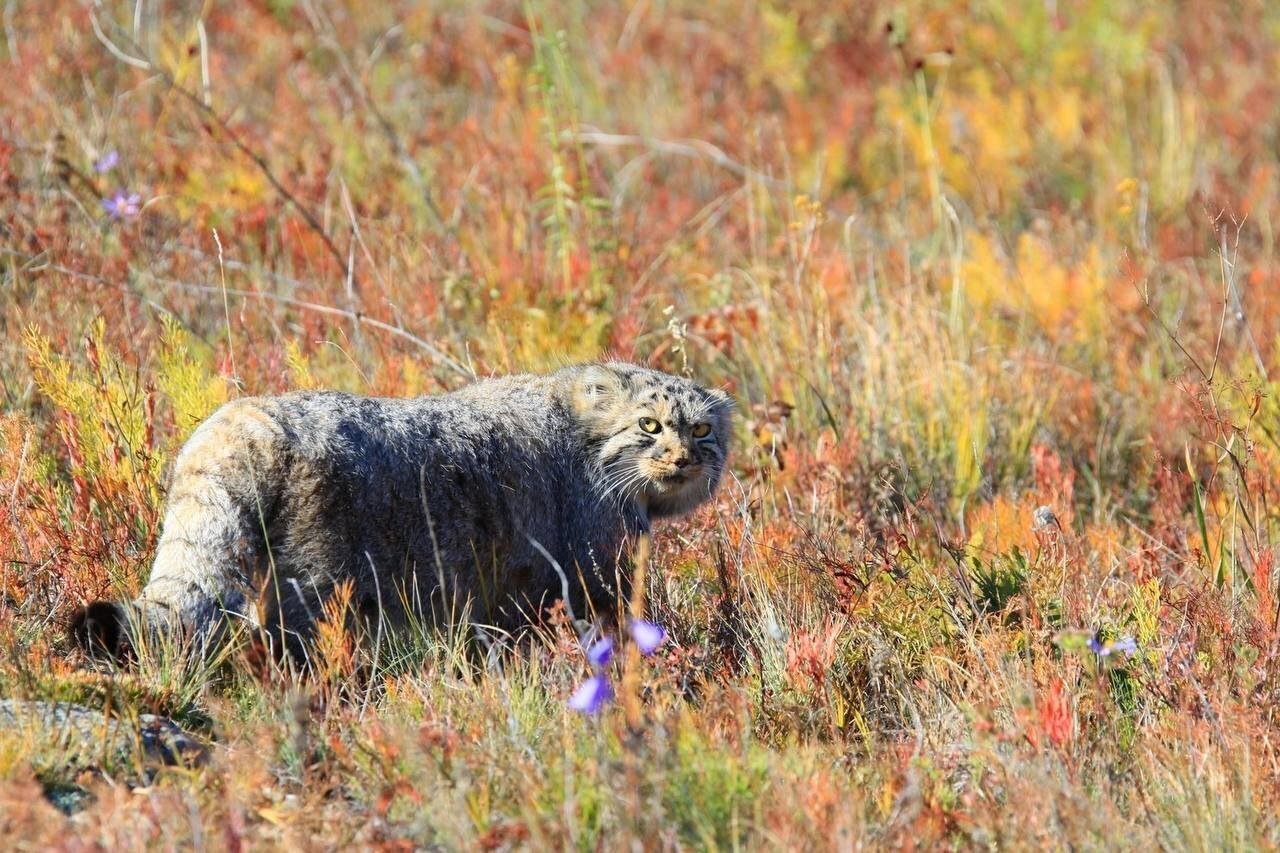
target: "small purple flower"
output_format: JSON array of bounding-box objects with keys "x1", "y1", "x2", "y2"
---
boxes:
[
  {"x1": 1088, "y1": 634, "x2": 1138, "y2": 658},
  {"x1": 629, "y1": 619, "x2": 666, "y2": 656},
  {"x1": 567, "y1": 674, "x2": 613, "y2": 715},
  {"x1": 93, "y1": 150, "x2": 120, "y2": 174},
  {"x1": 1111, "y1": 636, "x2": 1138, "y2": 656},
  {"x1": 102, "y1": 190, "x2": 142, "y2": 220},
  {"x1": 586, "y1": 637, "x2": 614, "y2": 669}
]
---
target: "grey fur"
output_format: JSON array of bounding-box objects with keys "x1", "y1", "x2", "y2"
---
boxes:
[{"x1": 73, "y1": 363, "x2": 732, "y2": 661}]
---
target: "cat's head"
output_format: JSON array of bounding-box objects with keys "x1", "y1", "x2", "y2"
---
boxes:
[{"x1": 566, "y1": 363, "x2": 733, "y2": 518}]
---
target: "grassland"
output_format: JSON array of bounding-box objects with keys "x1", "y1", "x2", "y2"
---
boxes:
[{"x1": 4, "y1": 0, "x2": 1280, "y2": 847}]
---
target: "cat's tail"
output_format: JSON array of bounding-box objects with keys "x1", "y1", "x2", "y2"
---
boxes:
[
  {"x1": 69, "y1": 399, "x2": 287, "y2": 663},
  {"x1": 69, "y1": 593, "x2": 233, "y2": 663},
  {"x1": 68, "y1": 600, "x2": 167, "y2": 662}
]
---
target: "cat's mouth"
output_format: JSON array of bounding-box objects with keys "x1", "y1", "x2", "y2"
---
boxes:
[{"x1": 649, "y1": 463, "x2": 702, "y2": 486}]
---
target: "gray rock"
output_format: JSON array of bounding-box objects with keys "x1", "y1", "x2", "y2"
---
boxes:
[{"x1": 0, "y1": 698, "x2": 209, "y2": 771}]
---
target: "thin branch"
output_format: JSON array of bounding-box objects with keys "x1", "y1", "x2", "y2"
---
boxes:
[
  {"x1": 573, "y1": 129, "x2": 788, "y2": 189},
  {"x1": 9, "y1": 137, "x2": 107, "y2": 200},
  {"x1": 300, "y1": 1, "x2": 445, "y2": 229},
  {"x1": 1135, "y1": 279, "x2": 1210, "y2": 383},
  {"x1": 143, "y1": 278, "x2": 474, "y2": 379},
  {"x1": 2, "y1": 249, "x2": 473, "y2": 379},
  {"x1": 169, "y1": 84, "x2": 354, "y2": 287},
  {"x1": 89, "y1": 8, "x2": 355, "y2": 290},
  {"x1": 89, "y1": 6, "x2": 150, "y2": 70}
]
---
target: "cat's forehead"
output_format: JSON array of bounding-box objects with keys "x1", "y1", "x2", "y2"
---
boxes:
[{"x1": 625, "y1": 374, "x2": 711, "y2": 417}]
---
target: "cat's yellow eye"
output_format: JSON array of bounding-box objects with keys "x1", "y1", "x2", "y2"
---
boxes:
[
  {"x1": 692, "y1": 423, "x2": 713, "y2": 438},
  {"x1": 639, "y1": 417, "x2": 662, "y2": 434}
]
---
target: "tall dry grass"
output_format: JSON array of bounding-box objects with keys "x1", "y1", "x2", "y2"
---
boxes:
[{"x1": 3, "y1": 0, "x2": 1280, "y2": 846}]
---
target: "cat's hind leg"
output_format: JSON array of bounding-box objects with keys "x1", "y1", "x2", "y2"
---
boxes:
[{"x1": 71, "y1": 399, "x2": 289, "y2": 662}]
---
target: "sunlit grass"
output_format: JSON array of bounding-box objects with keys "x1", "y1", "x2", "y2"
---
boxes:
[{"x1": 2, "y1": 0, "x2": 1280, "y2": 846}]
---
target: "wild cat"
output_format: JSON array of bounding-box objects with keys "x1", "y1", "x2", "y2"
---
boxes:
[{"x1": 71, "y1": 363, "x2": 732, "y2": 662}]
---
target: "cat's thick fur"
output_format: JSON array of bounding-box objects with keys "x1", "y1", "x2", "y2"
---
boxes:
[{"x1": 71, "y1": 363, "x2": 732, "y2": 662}]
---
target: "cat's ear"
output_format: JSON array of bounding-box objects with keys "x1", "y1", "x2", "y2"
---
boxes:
[
  {"x1": 707, "y1": 387, "x2": 735, "y2": 412},
  {"x1": 571, "y1": 364, "x2": 627, "y2": 414}
]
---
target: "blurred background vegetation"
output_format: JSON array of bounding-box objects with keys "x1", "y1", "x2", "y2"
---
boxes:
[{"x1": 3, "y1": 0, "x2": 1280, "y2": 846}]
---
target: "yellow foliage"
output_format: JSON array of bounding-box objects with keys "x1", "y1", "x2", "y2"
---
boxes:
[
  {"x1": 757, "y1": 5, "x2": 808, "y2": 95},
  {"x1": 1034, "y1": 86, "x2": 1084, "y2": 149},
  {"x1": 486, "y1": 305, "x2": 610, "y2": 373},
  {"x1": 962, "y1": 232, "x2": 1107, "y2": 341},
  {"x1": 866, "y1": 83, "x2": 970, "y2": 202},
  {"x1": 175, "y1": 161, "x2": 269, "y2": 220},
  {"x1": 397, "y1": 355, "x2": 429, "y2": 396},
  {"x1": 285, "y1": 340, "x2": 321, "y2": 391},
  {"x1": 1113, "y1": 176, "x2": 1139, "y2": 217},
  {"x1": 155, "y1": 316, "x2": 230, "y2": 443},
  {"x1": 22, "y1": 319, "x2": 229, "y2": 523},
  {"x1": 1129, "y1": 578, "x2": 1162, "y2": 651},
  {"x1": 866, "y1": 68, "x2": 1037, "y2": 208},
  {"x1": 23, "y1": 321, "x2": 161, "y2": 504},
  {"x1": 947, "y1": 377, "x2": 989, "y2": 510},
  {"x1": 965, "y1": 496, "x2": 1038, "y2": 557},
  {"x1": 155, "y1": 24, "x2": 206, "y2": 92},
  {"x1": 958, "y1": 70, "x2": 1032, "y2": 199}
]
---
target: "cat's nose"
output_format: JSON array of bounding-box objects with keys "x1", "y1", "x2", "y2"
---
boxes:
[{"x1": 674, "y1": 456, "x2": 690, "y2": 468}]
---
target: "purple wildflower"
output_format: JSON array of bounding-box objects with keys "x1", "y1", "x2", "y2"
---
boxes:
[
  {"x1": 102, "y1": 190, "x2": 142, "y2": 220},
  {"x1": 586, "y1": 637, "x2": 614, "y2": 669},
  {"x1": 1111, "y1": 636, "x2": 1139, "y2": 656},
  {"x1": 93, "y1": 150, "x2": 120, "y2": 174},
  {"x1": 567, "y1": 674, "x2": 613, "y2": 715},
  {"x1": 1088, "y1": 634, "x2": 1138, "y2": 658},
  {"x1": 629, "y1": 619, "x2": 666, "y2": 655}
]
